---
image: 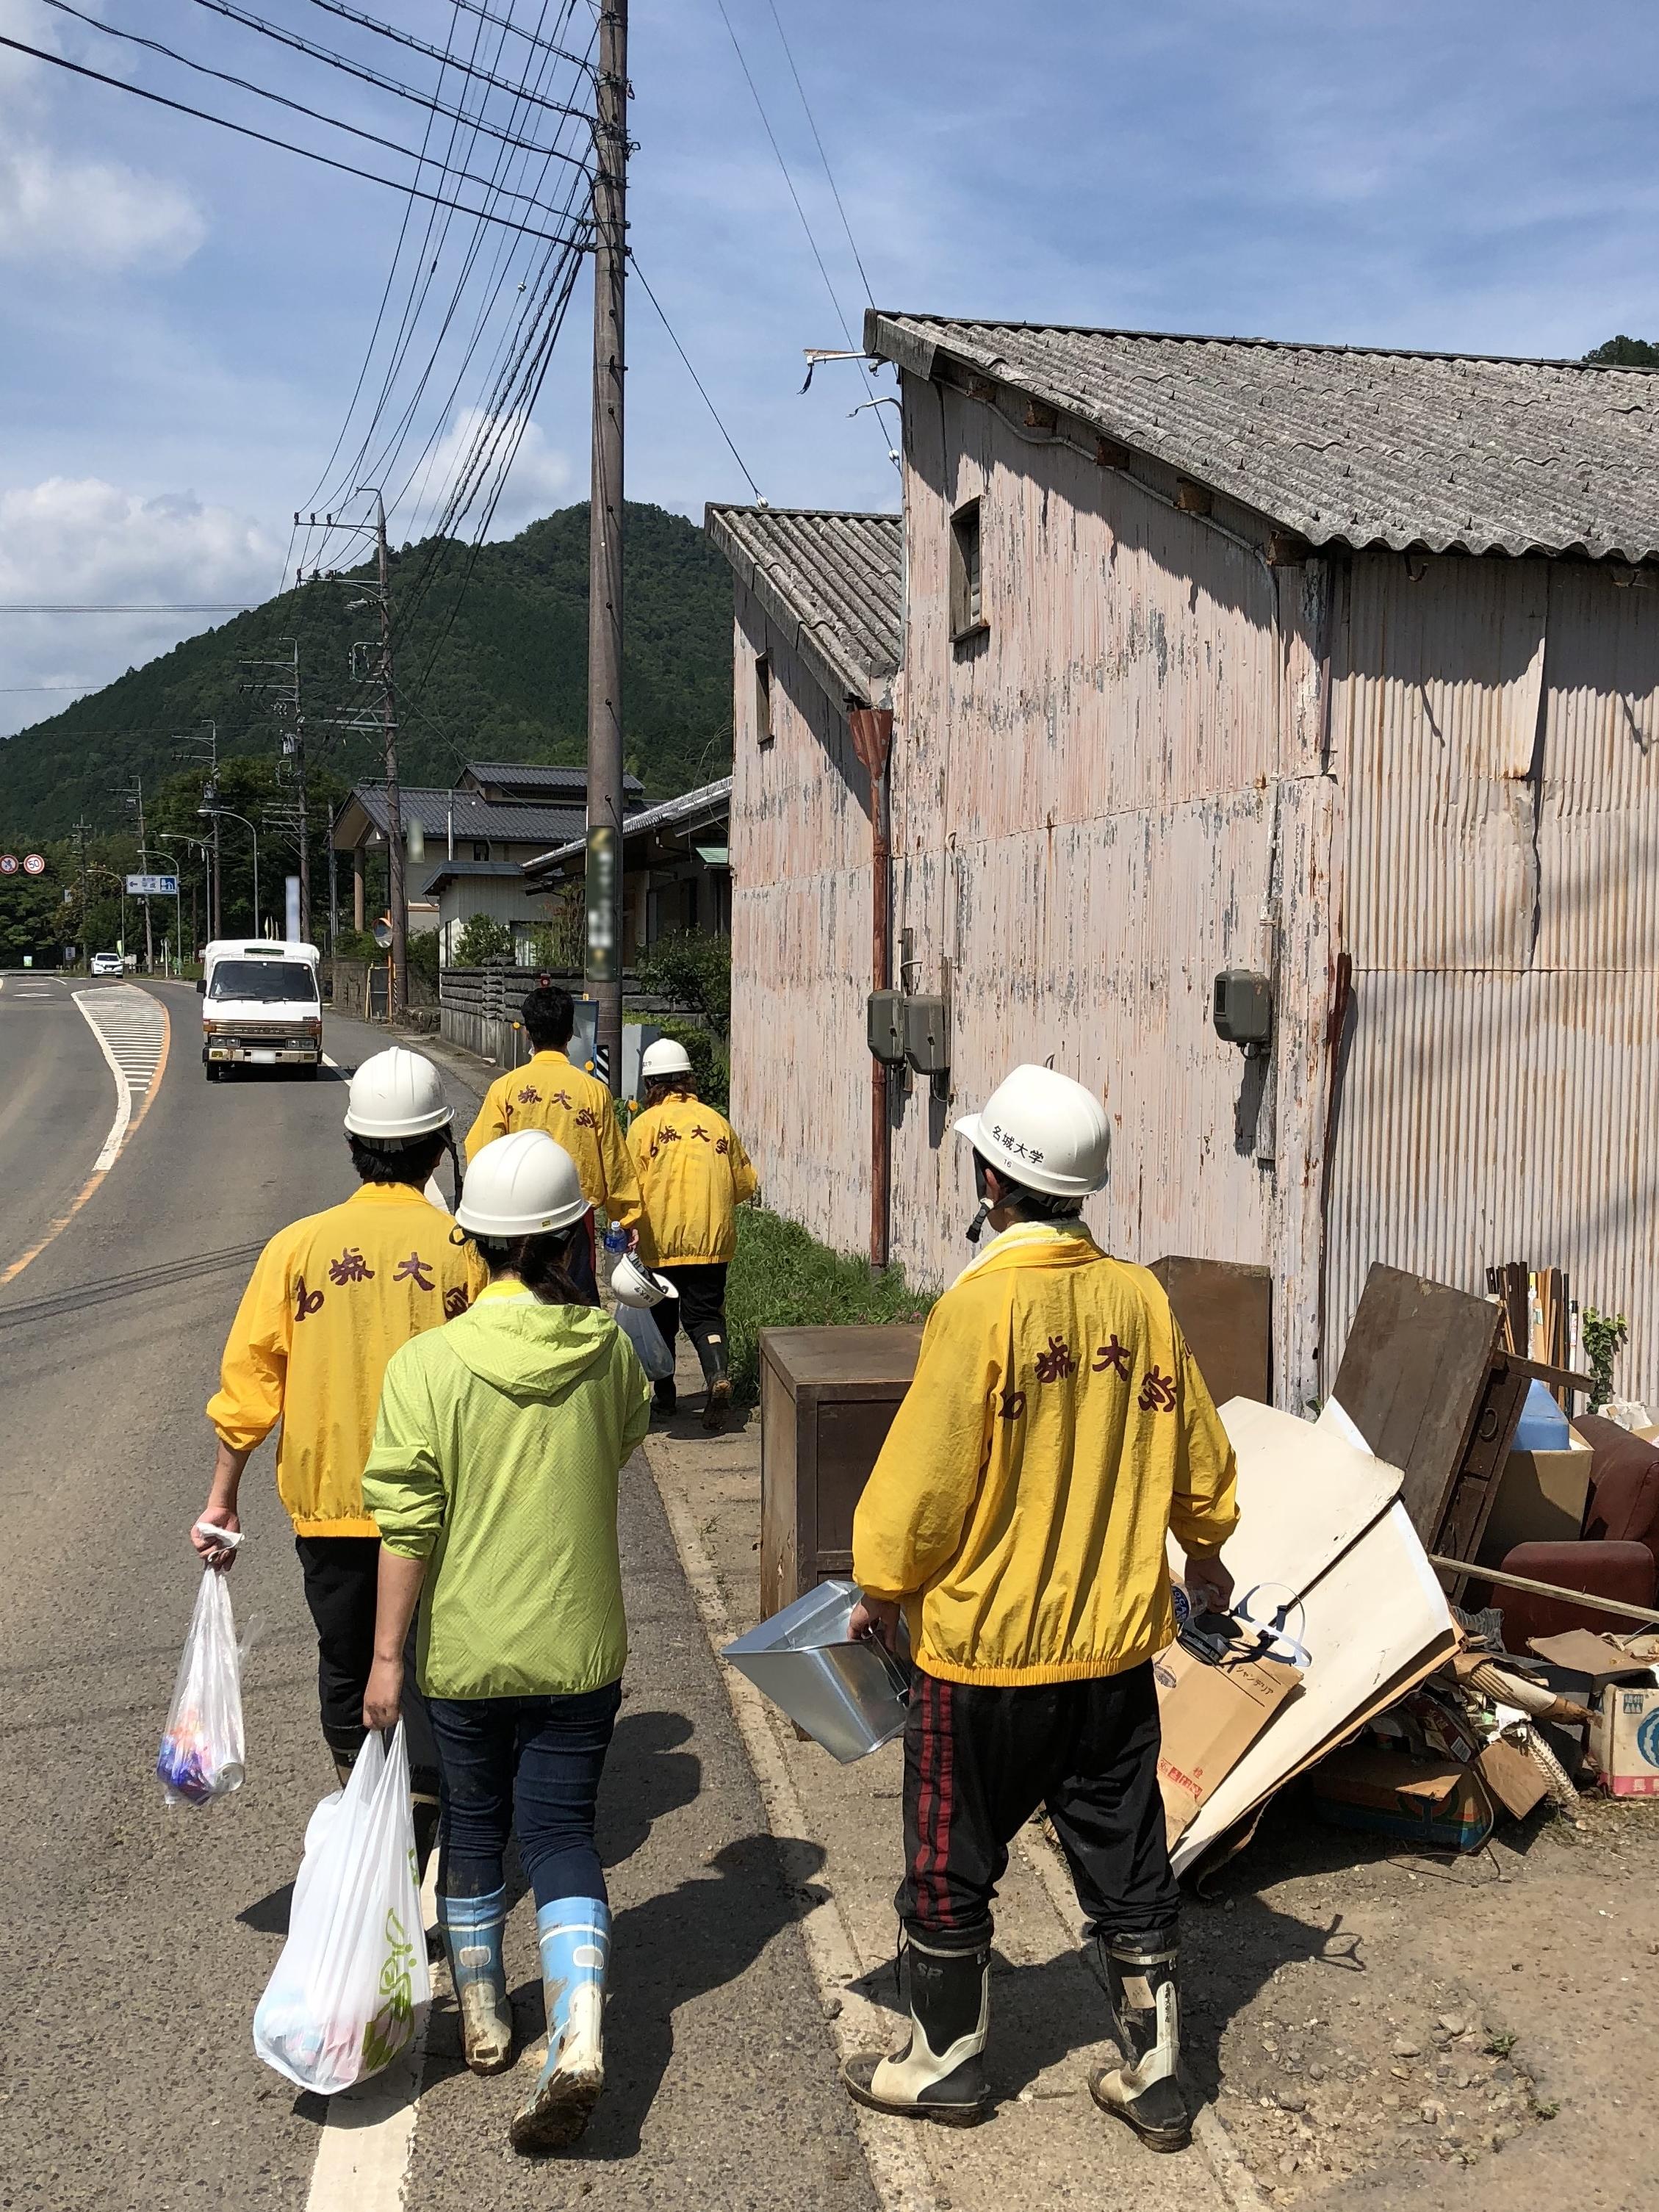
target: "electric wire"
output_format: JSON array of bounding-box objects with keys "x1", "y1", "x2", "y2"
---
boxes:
[
  {"x1": 762, "y1": 0, "x2": 879, "y2": 306},
  {"x1": 633, "y1": 259, "x2": 765, "y2": 499},
  {"x1": 302, "y1": 0, "x2": 588, "y2": 115},
  {"x1": 0, "y1": 33, "x2": 588, "y2": 244},
  {"x1": 708, "y1": 0, "x2": 892, "y2": 464},
  {"x1": 40, "y1": 1, "x2": 586, "y2": 206}
]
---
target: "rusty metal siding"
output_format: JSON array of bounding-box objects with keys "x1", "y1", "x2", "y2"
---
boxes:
[
  {"x1": 1327, "y1": 555, "x2": 1659, "y2": 1400},
  {"x1": 888, "y1": 377, "x2": 1298, "y2": 1302},
  {"x1": 727, "y1": 585, "x2": 873, "y2": 1256}
]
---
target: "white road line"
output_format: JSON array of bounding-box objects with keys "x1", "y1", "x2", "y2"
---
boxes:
[
  {"x1": 73, "y1": 987, "x2": 165, "y2": 1172},
  {"x1": 301, "y1": 1856, "x2": 439, "y2": 2212}
]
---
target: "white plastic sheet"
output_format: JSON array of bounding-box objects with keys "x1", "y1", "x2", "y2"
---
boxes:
[
  {"x1": 253, "y1": 1723, "x2": 432, "y2": 2095},
  {"x1": 156, "y1": 1568, "x2": 245, "y2": 1806}
]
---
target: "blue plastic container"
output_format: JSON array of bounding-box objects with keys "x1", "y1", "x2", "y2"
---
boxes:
[{"x1": 1513, "y1": 1377, "x2": 1571, "y2": 1452}]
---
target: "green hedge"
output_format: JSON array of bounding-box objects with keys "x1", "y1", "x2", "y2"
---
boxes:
[{"x1": 727, "y1": 1206, "x2": 936, "y2": 1405}]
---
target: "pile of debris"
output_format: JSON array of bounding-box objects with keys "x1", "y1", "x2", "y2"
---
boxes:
[{"x1": 1154, "y1": 1262, "x2": 1659, "y2": 1870}]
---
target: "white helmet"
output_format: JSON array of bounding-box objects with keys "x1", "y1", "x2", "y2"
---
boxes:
[
  {"x1": 343, "y1": 1047, "x2": 453, "y2": 1139},
  {"x1": 455, "y1": 1130, "x2": 589, "y2": 1236},
  {"x1": 610, "y1": 1252, "x2": 680, "y2": 1308},
  {"x1": 953, "y1": 1064, "x2": 1109, "y2": 1197},
  {"x1": 640, "y1": 1037, "x2": 693, "y2": 1081}
]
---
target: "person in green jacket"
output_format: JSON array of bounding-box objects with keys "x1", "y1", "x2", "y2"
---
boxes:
[{"x1": 360, "y1": 1129, "x2": 651, "y2": 2157}]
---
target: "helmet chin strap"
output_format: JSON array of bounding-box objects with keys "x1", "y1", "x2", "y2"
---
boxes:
[{"x1": 966, "y1": 1156, "x2": 993, "y2": 1244}]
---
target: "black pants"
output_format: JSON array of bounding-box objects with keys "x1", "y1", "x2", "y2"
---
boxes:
[
  {"x1": 295, "y1": 1535, "x2": 439, "y2": 1794},
  {"x1": 650, "y1": 1262, "x2": 728, "y2": 1380},
  {"x1": 899, "y1": 1662, "x2": 1179, "y2": 1952}
]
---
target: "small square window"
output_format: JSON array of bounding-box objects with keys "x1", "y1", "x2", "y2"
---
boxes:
[
  {"x1": 950, "y1": 499, "x2": 986, "y2": 641},
  {"x1": 755, "y1": 652, "x2": 774, "y2": 747},
  {"x1": 471, "y1": 841, "x2": 491, "y2": 861}
]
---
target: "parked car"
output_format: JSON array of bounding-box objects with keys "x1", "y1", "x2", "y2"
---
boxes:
[{"x1": 89, "y1": 952, "x2": 124, "y2": 978}]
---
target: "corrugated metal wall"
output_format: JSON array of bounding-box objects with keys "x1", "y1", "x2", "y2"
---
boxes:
[
  {"x1": 727, "y1": 583, "x2": 874, "y2": 1255},
  {"x1": 888, "y1": 380, "x2": 1301, "y2": 1301},
  {"x1": 1326, "y1": 553, "x2": 1659, "y2": 1399}
]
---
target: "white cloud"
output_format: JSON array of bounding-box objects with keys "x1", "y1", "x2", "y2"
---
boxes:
[
  {"x1": 0, "y1": 1, "x2": 206, "y2": 271},
  {"x1": 397, "y1": 408, "x2": 574, "y2": 543},
  {"x1": 0, "y1": 476, "x2": 281, "y2": 739}
]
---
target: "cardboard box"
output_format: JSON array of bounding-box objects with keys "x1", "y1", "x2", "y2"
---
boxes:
[
  {"x1": 1529, "y1": 1630, "x2": 1658, "y2": 1684},
  {"x1": 1472, "y1": 1736, "x2": 1550, "y2": 1821},
  {"x1": 1154, "y1": 1638, "x2": 1301, "y2": 1841},
  {"x1": 1590, "y1": 1677, "x2": 1659, "y2": 1796},
  {"x1": 1309, "y1": 1747, "x2": 1495, "y2": 1852},
  {"x1": 1477, "y1": 1434, "x2": 1592, "y2": 1565}
]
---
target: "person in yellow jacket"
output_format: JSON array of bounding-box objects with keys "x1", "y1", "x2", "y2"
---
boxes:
[
  {"x1": 464, "y1": 985, "x2": 641, "y2": 1305},
  {"x1": 841, "y1": 1064, "x2": 1238, "y2": 2152},
  {"x1": 627, "y1": 1036, "x2": 757, "y2": 1428},
  {"x1": 193, "y1": 1048, "x2": 486, "y2": 1851}
]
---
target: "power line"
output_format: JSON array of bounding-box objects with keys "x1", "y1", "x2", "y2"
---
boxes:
[
  {"x1": 762, "y1": 0, "x2": 879, "y2": 308},
  {"x1": 182, "y1": 0, "x2": 592, "y2": 171},
  {"x1": 708, "y1": 0, "x2": 892, "y2": 466},
  {"x1": 0, "y1": 33, "x2": 591, "y2": 246},
  {"x1": 0, "y1": 603, "x2": 259, "y2": 613},
  {"x1": 633, "y1": 259, "x2": 765, "y2": 500},
  {"x1": 302, "y1": 0, "x2": 591, "y2": 116}
]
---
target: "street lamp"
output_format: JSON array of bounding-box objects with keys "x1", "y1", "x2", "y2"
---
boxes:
[{"x1": 199, "y1": 800, "x2": 261, "y2": 936}]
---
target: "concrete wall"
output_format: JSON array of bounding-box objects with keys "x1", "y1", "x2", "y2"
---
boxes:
[{"x1": 728, "y1": 578, "x2": 874, "y2": 1256}]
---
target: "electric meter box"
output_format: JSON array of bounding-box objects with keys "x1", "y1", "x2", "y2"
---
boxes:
[
  {"x1": 904, "y1": 992, "x2": 951, "y2": 1076},
  {"x1": 866, "y1": 989, "x2": 907, "y2": 1064},
  {"x1": 1212, "y1": 969, "x2": 1273, "y2": 1048}
]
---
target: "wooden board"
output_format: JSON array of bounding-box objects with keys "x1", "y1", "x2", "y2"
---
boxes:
[
  {"x1": 1327, "y1": 1264, "x2": 1503, "y2": 1546},
  {"x1": 1151, "y1": 1256, "x2": 1272, "y2": 1408}
]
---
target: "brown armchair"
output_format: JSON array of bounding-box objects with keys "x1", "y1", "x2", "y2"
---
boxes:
[{"x1": 1487, "y1": 1415, "x2": 1659, "y2": 1647}]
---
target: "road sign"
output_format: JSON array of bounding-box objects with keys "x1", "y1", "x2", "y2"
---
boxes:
[
  {"x1": 22, "y1": 853, "x2": 46, "y2": 875},
  {"x1": 0, "y1": 854, "x2": 17, "y2": 874},
  {"x1": 125, "y1": 873, "x2": 179, "y2": 896}
]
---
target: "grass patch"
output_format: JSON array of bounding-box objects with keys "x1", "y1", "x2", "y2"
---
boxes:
[{"x1": 727, "y1": 1206, "x2": 936, "y2": 1404}]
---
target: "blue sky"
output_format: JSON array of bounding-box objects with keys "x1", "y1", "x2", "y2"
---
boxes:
[{"x1": 4, "y1": 0, "x2": 1659, "y2": 739}]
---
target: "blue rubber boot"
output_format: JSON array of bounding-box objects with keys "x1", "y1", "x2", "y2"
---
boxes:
[
  {"x1": 509, "y1": 1898, "x2": 611, "y2": 2155},
  {"x1": 438, "y1": 1888, "x2": 514, "y2": 2075}
]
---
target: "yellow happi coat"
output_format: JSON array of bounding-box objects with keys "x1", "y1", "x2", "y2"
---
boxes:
[
  {"x1": 464, "y1": 1049, "x2": 642, "y2": 1226},
  {"x1": 627, "y1": 1094, "x2": 757, "y2": 1267},
  {"x1": 852, "y1": 1222, "x2": 1239, "y2": 1687},
  {"x1": 207, "y1": 1184, "x2": 487, "y2": 1537}
]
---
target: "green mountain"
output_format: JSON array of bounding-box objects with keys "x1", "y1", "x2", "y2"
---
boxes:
[{"x1": 0, "y1": 501, "x2": 735, "y2": 840}]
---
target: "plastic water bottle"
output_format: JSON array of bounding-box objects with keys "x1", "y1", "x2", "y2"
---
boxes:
[{"x1": 603, "y1": 1222, "x2": 629, "y2": 1255}]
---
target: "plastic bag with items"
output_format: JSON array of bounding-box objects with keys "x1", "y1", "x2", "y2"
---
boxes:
[
  {"x1": 615, "y1": 1297, "x2": 674, "y2": 1382},
  {"x1": 253, "y1": 1721, "x2": 432, "y2": 2094},
  {"x1": 156, "y1": 1563, "x2": 247, "y2": 1806}
]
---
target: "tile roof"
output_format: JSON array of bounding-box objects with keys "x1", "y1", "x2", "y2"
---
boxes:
[
  {"x1": 463, "y1": 760, "x2": 646, "y2": 798},
  {"x1": 341, "y1": 785, "x2": 586, "y2": 846},
  {"x1": 704, "y1": 506, "x2": 902, "y2": 705},
  {"x1": 525, "y1": 777, "x2": 732, "y2": 875},
  {"x1": 420, "y1": 860, "x2": 534, "y2": 894},
  {"x1": 866, "y1": 313, "x2": 1659, "y2": 562}
]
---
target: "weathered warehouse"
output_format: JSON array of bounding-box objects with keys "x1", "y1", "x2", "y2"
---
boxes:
[
  {"x1": 704, "y1": 505, "x2": 904, "y2": 1260},
  {"x1": 710, "y1": 323, "x2": 1659, "y2": 1409}
]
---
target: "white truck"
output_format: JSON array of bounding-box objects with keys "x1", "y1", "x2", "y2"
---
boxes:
[{"x1": 199, "y1": 940, "x2": 324, "y2": 1080}]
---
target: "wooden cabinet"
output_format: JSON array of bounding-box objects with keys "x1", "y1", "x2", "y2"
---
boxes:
[{"x1": 758, "y1": 1325, "x2": 925, "y2": 1618}]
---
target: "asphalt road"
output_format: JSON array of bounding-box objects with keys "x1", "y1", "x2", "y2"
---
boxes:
[{"x1": 0, "y1": 984, "x2": 870, "y2": 2212}]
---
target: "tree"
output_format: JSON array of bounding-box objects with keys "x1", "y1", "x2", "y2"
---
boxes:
[
  {"x1": 636, "y1": 927, "x2": 730, "y2": 1037},
  {"x1": 1583, "y1": 335, "x2": 1659, "y2": 368},
  {"x1": 455, "y1": 912, "x2": 515, "y2": 965}
]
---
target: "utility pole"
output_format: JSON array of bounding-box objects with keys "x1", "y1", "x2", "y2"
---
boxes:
[
  {"x1": 585, "y1": 0, "x2": 628, "y2": 1089},
  {"x1": 361, "y1": 490, "x2": 406, "y2": 1017},
  {"x1": 126, "y1": 776, "x2": 154, "y2": 973},
  {"x1": 73, "y1": 818, "x2": 91, "y2": 969},
  {"x1": 242, "y1": 644, "x2": 310, "y2": 941},
  {"x1": 175, "y1": 721, "x2": 221, "y2": 934}
]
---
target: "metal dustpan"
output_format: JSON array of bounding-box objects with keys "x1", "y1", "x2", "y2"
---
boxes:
[{"x1": 723, "y1": 1579, "x2": 910, "y2": 1763}]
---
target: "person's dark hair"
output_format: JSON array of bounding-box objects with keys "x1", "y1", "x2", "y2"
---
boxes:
[
  {"x1": 522, "y1": 984, "x2": 575, "y2": 1051},
  {"x1": 643, "y1": 1074, "x2": 696, "y2": 1107},
  {"x1": 469, "y1": 1225, "x2": 584, "y2": 1305},
  {"x1": 978, "y1": 1153, "x2": 1084, "y2": 1222},
  {"x1": 348, "y1": 1130, "x2": 449, "y2": 1186}
]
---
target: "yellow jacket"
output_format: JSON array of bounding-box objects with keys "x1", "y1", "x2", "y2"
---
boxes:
[
  {"x1": 627, "y1": 1094, "x2": 757, "y2": 1267},
  {"x1": 206, "y1": 1184, "x2": 488, "y2": 1537},
  {"x1": 464, "y1": 1049, "x2": 642, "y2": 1227},
  {"x1": 852, "y1": 1222, "x2": 1239, "y2": 1687}
]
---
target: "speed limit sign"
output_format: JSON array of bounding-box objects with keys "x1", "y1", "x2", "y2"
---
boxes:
[{"x1": 22, "y1": 853, "x2": 46, "y2": 876}]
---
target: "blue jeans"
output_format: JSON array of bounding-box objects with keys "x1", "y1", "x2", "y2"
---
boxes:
[{"x1": 428, "y1": 1681, "x2": 622, "y2": 1906}]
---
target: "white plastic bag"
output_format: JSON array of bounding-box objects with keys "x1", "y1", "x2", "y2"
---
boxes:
[
  {"x1": 253, "y1": 1722, "x2": 431, "y2": 2094},
  {"x1": 615, "y1": 1297, "x2": 674, "y2": 1382},
  {"x1": 156, "y1": 1567, "x2": 246, "y2": 1806}
]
